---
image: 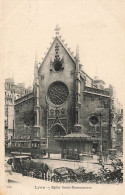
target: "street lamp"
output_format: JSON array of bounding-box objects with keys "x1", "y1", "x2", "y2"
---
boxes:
[
  {"x1": 99, "y1": 113, "x2": 103, "y2": 161},
  {"x1": 13, "y1": 119, "x2": 15, "y2": 136}
]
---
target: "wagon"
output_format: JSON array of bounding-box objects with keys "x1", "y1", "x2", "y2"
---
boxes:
[
  {"x1": 11, "y1": 155, "x2": 31, "y2": 173},
  {"x1": 51, "y1": 167, "x2": 76, "y2": 182}
]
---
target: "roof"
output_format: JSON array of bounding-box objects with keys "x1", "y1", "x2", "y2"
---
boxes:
[
  {"x1": 62, "y1": 133, "x2": 90, "y2": 138},
  {"x1": 80, "y1": 69, "x2": 93, "y2": 82},
  {"x1": 93, "y1": 79, "x2": 105, "y2": 84},
  {"x1": 38, "y1": 35, "x2": 94, "y2": 83},
  {"x1": 54, "y1": 133, "x2": 92, "y2": 141},
  {"x1": 13, "y1": 156, "x2": 30, "y2": 159},
  {"x1": 54, "y1": 133, "x2": 105, "y2": 142},
  {"x1": 38, "y1": 35, "x2": 76, "y2": 72},
  {"x1": 15, "y1": 92, "x2": 34, "y2": 105},
  {"x1": 11, "y1": 138, "x2": 41, "y2": 142}
]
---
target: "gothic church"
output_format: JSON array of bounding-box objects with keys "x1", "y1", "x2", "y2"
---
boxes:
[{"x1": 12, "y1": 27, "x2": 115, "y2": 159}]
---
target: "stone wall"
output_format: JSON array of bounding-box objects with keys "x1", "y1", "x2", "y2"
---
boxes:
[
  {"x1": 15, "y1": 97, "x2": 35, "y2": 137},
  {"x1": 38, "y1": 37, "x2": 76, "y2": 138},
  {"x1": 80, "y1": 87, "x2": 111, "y2": 148}
]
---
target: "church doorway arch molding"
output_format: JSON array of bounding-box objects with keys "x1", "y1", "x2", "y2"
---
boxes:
[{"x1": 48, "y1": 123, "x2": 66, "y2": 154}]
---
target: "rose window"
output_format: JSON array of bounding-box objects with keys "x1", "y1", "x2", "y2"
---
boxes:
[
  {"x1": 48, "y1": 82, "x2": 68, "y2": 105},
  {"x1": 89, "y1": 116, "x2": 99, "y2": 126}
]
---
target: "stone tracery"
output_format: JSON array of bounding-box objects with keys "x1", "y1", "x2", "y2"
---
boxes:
[{"x1": 48, "y1": 82, "x2": 68, "y2": 105}]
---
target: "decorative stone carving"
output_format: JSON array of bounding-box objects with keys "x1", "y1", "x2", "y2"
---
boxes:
[
  {"x1": 50, "y1": 43, "x2": 64, "y2": 72},
  {"x1": 61, "y1": 108, "x2": 65, "y2": 115},
  {"x1": 48, "y1": 82, "x2": 69, "y2": 105}
]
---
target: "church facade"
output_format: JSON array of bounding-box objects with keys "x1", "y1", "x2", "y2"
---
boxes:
[{"x1": 12, "y1": 28, "x2": 118, "y2": 159}]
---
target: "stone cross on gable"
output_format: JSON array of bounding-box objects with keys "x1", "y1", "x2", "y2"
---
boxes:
[{"x1": 54, "y1": 25, "x2": 60, "y2": 35}]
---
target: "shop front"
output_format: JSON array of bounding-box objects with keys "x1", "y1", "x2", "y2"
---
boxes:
[{"x1": 55, "y1": 133, "x2": 93, "y2": 160}]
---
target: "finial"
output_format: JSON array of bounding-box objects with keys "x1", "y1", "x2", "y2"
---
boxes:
[
  {"x1": 76, "y1": 45, "x2": 80, "y2": 62},
  {"x1": 54, "y1": 25, "x2": 60, "y2": 36},
  {"x1": 34, "y1": 51, "x2": 38, "y2": 68}
]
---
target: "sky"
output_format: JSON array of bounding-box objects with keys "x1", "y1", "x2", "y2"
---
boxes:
[{"x1": 1, "y1": 0, "x2": 125, "y2": 104}]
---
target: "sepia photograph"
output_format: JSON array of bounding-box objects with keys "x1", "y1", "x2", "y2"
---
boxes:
[{"x1": 0, "y1": 0, "x2": 124, "y2": 194}]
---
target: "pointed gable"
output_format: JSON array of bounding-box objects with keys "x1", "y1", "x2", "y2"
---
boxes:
[{"x1": 38, "y1": 35, "x2": 76, "y2": 72}]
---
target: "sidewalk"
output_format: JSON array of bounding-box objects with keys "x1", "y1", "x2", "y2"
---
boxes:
[{"x1": 42, "y1": 154, "x2": 112, "y2": 165}]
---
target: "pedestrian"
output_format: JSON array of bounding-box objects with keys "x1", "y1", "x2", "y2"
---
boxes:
[
  {"x1": 92, "y1": 148, "x2": 95, "y2": 154},
  {"x1": 103, "y1": 151, "x2": 108, "y2": 163},
  {"x1": 105, "y1": 150, "x2": 108, "y2": 163}
]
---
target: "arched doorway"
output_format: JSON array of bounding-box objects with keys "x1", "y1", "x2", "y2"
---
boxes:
[{"x1": 48, "y1": 124, "x2": 66, "y2": 154}]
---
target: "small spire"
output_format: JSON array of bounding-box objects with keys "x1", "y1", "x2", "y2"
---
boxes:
[
  {"x1": 34, "y1": 51, "x2": 38, "y2": 71},
  {"x1": 34, "y1": 52, "x2": 38, "y2": 85},
  {"x1": 76, "y1": 45, "x2": 80, "y2": 62},
  {"x1": 54, "y1": 25, "x2": 60, "y2": 36}
]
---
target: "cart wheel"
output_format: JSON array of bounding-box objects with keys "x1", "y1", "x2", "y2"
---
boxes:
[{"x1": 51, "y1": 175, "x2": 60, "y2": 182}]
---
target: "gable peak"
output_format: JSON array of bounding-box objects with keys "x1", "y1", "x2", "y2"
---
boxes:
[
  {"x1": 39, "y1": 26, "x2": 76, "y2": 68},
  {"x1": 54, "y1": 25, "x2": 60, "y2": 36}
]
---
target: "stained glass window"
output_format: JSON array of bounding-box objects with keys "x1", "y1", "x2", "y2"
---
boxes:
[{"x1": 48, "y1": 82, "x2": 68, "y2": 105}]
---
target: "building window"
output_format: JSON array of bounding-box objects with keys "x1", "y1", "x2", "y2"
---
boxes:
[
  {"x1": 12, "y1": 142, "x2": 15, "y2": 147},
  {"x1": 61, "y1": 109, "x2": 65, "y2": 115},
  {"x1": 48, "y1": 82, "x2": 69, "y2": 105},
  {"x1": 54, "y1": 61, "x2": 62, "y2": 71},
  {"x1": 50, "y1": 109, "x2": 54, "y2": 115},
  {"x1": 89, "y1": 116, "x2": 99, "y2": 126},
  {"x1": 24, "y1": 119, "x2": 30, "y2": 126}
]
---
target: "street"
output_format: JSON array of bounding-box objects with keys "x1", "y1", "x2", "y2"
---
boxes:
[{"x1": 5, "y1": 155, "x2": 115, "y2": 185}]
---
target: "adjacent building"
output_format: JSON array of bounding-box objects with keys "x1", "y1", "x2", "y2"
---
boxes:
[{"x1": 5, "y1": 78, "x2": 32, "y2": 147}]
